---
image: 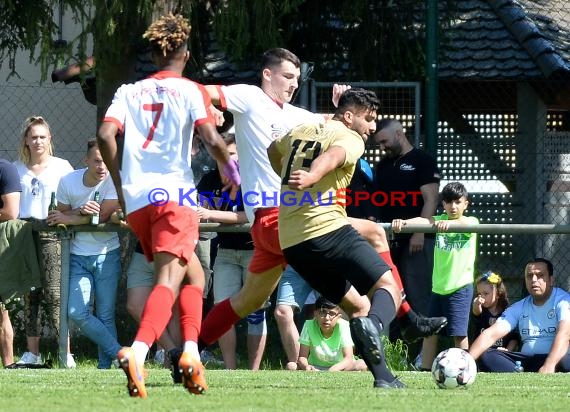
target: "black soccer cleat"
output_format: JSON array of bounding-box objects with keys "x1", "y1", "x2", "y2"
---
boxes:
[
  {"x1": 374, "y1": 377, "x2": 406, "y2": 389},
  {"x1": 169, "y1": 348, "x2": 183, "y2": 384},
  {"x1": 401, "y1": 314, "x2": 448, "y2": 343},
  {"x1": 349, "y1": 317, "x2": 384, "y2": 366}
]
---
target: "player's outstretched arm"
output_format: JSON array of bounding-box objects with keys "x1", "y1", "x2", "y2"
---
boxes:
[
  {"x1": 332, "y1": 84, "x2": 351, "y2": 108},
  {"x1": 204, "y1": 85, "x2": 222, "y2": 106}
]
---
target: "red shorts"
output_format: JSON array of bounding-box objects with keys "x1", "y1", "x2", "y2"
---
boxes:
[
  {"x1": 248, "y1": 207, "x2": 286, "y2": 274},
  {"x1": 128, "y1": 202, "x2": 199, "y2": 265}
]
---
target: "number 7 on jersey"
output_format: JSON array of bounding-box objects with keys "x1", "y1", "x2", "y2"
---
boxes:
[{"x1": 142, "y1": 103, "x2": 164, "y2": 149}]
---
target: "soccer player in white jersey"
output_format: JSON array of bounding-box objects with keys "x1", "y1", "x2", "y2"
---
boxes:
[
  {"x1": 97, "y1": 14, "x2": 239, "y2": 398},
  {"x1": 198, "y1": 48, "x2": 328, "y2": 347},
  {"x1": 198, "y1": 48, "x2": 447, "y2": 354}
]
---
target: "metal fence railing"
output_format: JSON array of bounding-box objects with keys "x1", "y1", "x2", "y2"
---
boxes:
[{"x1": 310, "y1": 79, "x2": 570, "y2": 300}]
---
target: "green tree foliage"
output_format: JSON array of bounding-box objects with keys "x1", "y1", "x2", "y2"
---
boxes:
[
  {"x1": 211, "y1": 0, "x2": 306, "y2": 67},
  {"x1": 0, "y1": 1, "x2": 197, "y2": 82},
  {"x1": 0, "y1": 0, "x2": 89, "y2": 80},
  {"x1": 0, "y1": 1, "x2": 451, "y2": 87},
  {"x1": 210, "y1": 0, "x2": 442, "y2": 81}
]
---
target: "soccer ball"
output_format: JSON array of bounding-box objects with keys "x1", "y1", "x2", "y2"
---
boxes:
[{"x1": 431, "y1": 348, "x2": 477, "y2": 389}]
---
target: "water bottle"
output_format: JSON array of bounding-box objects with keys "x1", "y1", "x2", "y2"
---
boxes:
[
  {"x1": 90, "y1": 191, "x2": 100, "y2": 225},
  {"x1": 514, "y1": 360, "x2": 524, "y2": 372}
]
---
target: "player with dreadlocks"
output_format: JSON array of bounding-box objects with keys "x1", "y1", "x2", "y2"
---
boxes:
[{"x1": 97, "y1": 13, "x2": 240, "y2": 398}]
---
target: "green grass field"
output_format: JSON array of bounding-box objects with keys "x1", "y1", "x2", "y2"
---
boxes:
[{"x1": 1, "y1": 366, "x2": 569, "y2": 412}]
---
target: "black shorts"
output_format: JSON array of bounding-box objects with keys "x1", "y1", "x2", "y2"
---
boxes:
[{"x1": 283, "y1": 225, "x2": 391, "y2": 304}]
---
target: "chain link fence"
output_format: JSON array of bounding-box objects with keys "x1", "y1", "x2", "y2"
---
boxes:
[
  {"x1": 0, "y1": 78, "x2": 96, "y2": 168},
  {"x1": 434, "y1": 0, "x2": 570, "y2": 298},
  {"x1": 0, "y1": 79, "x2": 126, "y2": 357},
  {"x1": 311, "y1": 79, "x2": 570, "y2": 300}
]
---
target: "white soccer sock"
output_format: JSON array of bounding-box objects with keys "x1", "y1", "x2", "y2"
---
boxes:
[
  {"x1": 132, "y1": 341, "x2": 150, "y2": 365},
  {"x1": 183, "y1": 341, "x2": 200, "y2": 359}
]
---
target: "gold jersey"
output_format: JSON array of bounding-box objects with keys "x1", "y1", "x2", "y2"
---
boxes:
[{"x1": 275, "y1": 120, "x2": 364, "y2": 248}]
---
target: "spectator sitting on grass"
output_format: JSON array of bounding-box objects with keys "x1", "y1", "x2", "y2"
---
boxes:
[
  {"x1": 471, "y1": 270, "x2": 520, "y2": 352},
  {"x1": 297, "y1": 296, "x2": 367, "y2": 372},
  {"x1": 469, "y1": 258, "x2": 570, "y2": 373}
]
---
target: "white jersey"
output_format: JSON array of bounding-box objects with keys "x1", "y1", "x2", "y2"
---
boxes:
[
  {"x1": 103, "y1": 71, "x2": 214, "y2": 214},
  {"x1": 218, "y1": 84, "x2": 324, "y2": 222},
  {"x1": 57, "y1": 169, "x2": 120, "y2": 256},
  {"x1": 14, "y1": 157, "x2": 73, "y2": 219},
  {"x1": 497, "y1": 287, "x2": 570, "y2": 355}
]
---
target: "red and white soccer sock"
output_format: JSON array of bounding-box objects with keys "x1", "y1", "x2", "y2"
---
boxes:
[
  {"x1": 199, "y1": 298, "x2": 241, "y2": 346},
  {"x1": 179, "y1": 284, "x2": 203, "y2": 359},
  {"x1": 134, "y1": 284, "x2": 175, "y2": 363}
]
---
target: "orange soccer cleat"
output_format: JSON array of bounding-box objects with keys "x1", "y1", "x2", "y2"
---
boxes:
[
  {"x1": 117, "y1": 347, "x2": 147, "y2": 398},
  {"x1": 179, "y1": 352, "x2": 208, "y2": 395}
]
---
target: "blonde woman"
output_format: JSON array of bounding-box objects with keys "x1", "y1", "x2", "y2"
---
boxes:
[{"x1": 13, "y1": 116, "x2": 75, "y2": 367}]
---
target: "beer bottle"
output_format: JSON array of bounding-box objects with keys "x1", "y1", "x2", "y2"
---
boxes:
[
  {"x1": 90, "y1": 191, "x2": 100, "y2": 225},
  {"x1": 49, "y1": 192, "x2": 57, "y2": 212}
]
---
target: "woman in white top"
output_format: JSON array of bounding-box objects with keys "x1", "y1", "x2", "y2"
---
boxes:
[{"x1": 13, "y1": 116, "x2": 75, "y2": 367}]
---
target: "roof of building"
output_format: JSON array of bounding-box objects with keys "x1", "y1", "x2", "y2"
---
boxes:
[
  {"x1": 138, "y1": 1, "x2": 570, "y2": 84},
  {"x1": 439, "y1": 0, "x2": 570, "y2": 80}
]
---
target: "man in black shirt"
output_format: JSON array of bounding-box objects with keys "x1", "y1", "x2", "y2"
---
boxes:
[{"x1": 374, "y1": 119, "x2": 441, "y2": 326}]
